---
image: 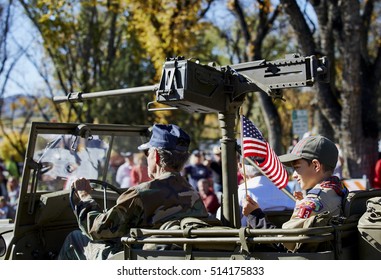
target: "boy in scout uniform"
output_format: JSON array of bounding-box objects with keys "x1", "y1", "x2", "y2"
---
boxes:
[{"x1": 242, "y1": 135, "x2": 347, "y2": 252}]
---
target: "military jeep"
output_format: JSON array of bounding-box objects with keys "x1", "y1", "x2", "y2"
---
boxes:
[
  {"x1": 1, "y1": 55, "x2": 381, "y2": 260},
  {"x1": 1, "y1": 121, "x2": 381, "y2": 260}
]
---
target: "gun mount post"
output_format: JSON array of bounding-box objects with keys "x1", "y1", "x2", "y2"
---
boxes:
[{"x1": 219, "y1": 106, "x2": 242, "y2": 228}]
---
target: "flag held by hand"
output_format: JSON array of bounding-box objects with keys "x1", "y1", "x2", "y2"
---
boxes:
[{"x1": 241, "y1": 115, "x2": 288, "y2": 189}]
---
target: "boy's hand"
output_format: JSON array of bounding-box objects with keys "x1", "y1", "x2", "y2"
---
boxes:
[
  {"x1": 242, "y1": 195, "x2": 260, "y2": 216},
  {"x1": 293, "y1": 191, "x2": 304, "y2": 200}
]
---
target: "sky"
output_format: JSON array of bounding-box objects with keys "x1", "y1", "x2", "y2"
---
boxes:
[{"x1": 1, "y1": 2, "x2": 47, "y2": 98}]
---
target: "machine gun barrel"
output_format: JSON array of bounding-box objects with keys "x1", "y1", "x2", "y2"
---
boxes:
[{"x1": 53, "y1": 84, "x2": 158, "y2": 104}]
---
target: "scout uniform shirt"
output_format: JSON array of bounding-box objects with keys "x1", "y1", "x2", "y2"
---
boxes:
[
  {"x1": 246, "y1": 176, "x2": 346, "y2": 252},
  {"x1": 283, "y1": 180, "x2": 344, "y2": 229},
  {"x1": 281, "y1": 176, "x2": 346, "y2": 250}
]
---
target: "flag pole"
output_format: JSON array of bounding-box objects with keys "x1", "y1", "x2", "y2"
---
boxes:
[{"x1": 239, "y1": 108, "x2": 248, "y2": 200}]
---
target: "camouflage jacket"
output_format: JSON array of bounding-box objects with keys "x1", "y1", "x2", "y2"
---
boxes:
[{"x1": 75, "y1": 172, "x2": 208, "y2": 240}]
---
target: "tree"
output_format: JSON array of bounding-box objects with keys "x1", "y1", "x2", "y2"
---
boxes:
[
  {"x1": 124, "y1": 0, "x2": 214, "y2": 78},
  {"x1": 0, "y1": 0, "x2": 31, "y2": 160},
  {"x1": 0, "y1": 96, "x2": 36, "y2": 161},
  {"x1": 280, "y1": 0, "x2": 381, "y2": 179},
  {"x1": 18, "y1": 0, "x2": 156, "y2": 125},
  {"x1": 15, "y1": 0, "x2": 380, "y2": 181},
  {"x1": 123, "y1": 0, "x2": 221, "y2": 145},
  {"x1": 218, "y1": 0, "x2": 290, "y2": 154},
  {"x1": 17, "y1": 0, "x2": 221, "y2": 147},
  {"x1": 202, "y1": 0, "x2": 380, "y2": 180}
]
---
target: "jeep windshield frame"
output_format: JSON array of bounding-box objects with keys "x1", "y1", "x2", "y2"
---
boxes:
[{"x1": 14, "y1": 122, "x2": 150, "y2": 238}]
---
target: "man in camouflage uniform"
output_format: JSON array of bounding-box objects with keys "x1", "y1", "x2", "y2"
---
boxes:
[
  {"x1": 242, "y1": 135, "x2": 347, "y2": 252},
  {"x1": 58, "y1": 124, "x2": 208, "y2": 259}
]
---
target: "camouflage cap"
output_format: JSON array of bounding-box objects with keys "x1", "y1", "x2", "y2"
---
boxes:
[
  {"x1": 138, "y1": 124, "x2": 190, "y2": 152},
  {"x1": 279, "y1": 135, "x2": 338, "y2": 169}
]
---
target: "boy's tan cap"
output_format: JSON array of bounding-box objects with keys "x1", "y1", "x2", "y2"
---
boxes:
[{"x1": 279, "y1": 136, "x2": 338, "y2": 169}]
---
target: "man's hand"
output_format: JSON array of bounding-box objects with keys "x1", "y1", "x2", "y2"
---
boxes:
[
  {"x1": 72, "y1": 178, "x2": 92, "y2": 201},
  {"x1": 242, "y1": 195, "x2": 260, "y2": 216}
]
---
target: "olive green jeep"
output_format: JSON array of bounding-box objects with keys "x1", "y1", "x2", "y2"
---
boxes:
[{"x1": 1, "y1": 122, "x2": 380, "y2": 260}]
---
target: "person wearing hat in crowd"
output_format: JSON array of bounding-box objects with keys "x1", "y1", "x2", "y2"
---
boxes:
[
  {"x1": 58, "y1": 124, "x2": 209, "y2": 260},
  {"x1": 115, "y1": 151, "x2": 135, "y2": 188},
  {"x1": 242, "y1": 135, "x2": 347, "y2": 252}
]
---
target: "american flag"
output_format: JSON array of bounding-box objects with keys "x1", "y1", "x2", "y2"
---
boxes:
[{"x1": 241, "y1": 115, "x2": 288, "y2": 189}]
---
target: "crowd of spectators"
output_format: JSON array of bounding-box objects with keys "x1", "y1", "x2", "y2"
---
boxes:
[{"x1": 0, "y1": 157, "x2": 21, "y2": 220}]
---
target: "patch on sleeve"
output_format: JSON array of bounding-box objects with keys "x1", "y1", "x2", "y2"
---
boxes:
[{"x1": 297, "y1": 198, "x2": 323, "y2": 219}]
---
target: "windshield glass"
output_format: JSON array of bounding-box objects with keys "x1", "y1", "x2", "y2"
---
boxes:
[{"x1": 25, "y1": 124, "x2": 149, "y2": 193}]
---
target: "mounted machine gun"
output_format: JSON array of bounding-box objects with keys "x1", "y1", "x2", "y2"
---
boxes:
[{"x1": 53, "y1": 53, "x2": 328, "y2": 228}]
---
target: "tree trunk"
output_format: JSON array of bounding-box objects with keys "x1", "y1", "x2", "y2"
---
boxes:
[
  {"x1": 229, "y1": 0, "x2": 284, "y2": 154},
  {"x1": 281, "y1": 0, "x2": 380, "y2": 180}
]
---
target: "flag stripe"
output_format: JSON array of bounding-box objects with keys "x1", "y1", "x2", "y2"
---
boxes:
[
  {"x1": 241, "y1": 115, "x2": 288, "y2": 189},
  {"x1": 259, "y1": 146, "x2": 287, "y2": 185}
]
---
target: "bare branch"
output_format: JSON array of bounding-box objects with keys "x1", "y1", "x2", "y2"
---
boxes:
[
  {"x1": 229, "y1": 0, "x2": 251, "y2": 46},
  {"x1": 199, "y1": 0, "x2": 215, "y2": 18}
]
